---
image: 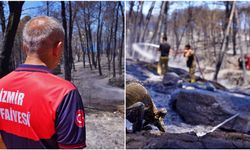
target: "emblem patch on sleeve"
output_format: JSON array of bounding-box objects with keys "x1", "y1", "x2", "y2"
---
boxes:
[{"x1": 75, "y1": 109, "x2": 84, "y2": 127}]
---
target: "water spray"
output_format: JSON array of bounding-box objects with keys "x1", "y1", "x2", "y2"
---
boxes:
[
  {"x1": 196, "y1": 113, "x2": 239, "y2": 137},
  {"x1": 136, "y1": 43, "x2": 160, "y2": 48},
  {"x1": 131, "y1": 43, "x2": 160, "y2": 62}
]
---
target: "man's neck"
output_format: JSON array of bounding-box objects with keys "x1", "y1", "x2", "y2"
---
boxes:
[{"x1": 24, "y1": 55, "x2": 47, "y2": 67}]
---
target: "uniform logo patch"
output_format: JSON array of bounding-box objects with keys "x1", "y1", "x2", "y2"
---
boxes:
[{"x1": 75, "y1": 109, "x2": 84, "y2": 127}]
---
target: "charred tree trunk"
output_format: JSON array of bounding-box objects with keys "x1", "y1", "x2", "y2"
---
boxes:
[
  {"x1": 0, "y1": 1, "x2": 6, "y2": 34},
  {"x1": 127, "y1": 1, "x2": 134, "y2": 38},
  {"x1": 127, "y1": 1, "x2": 135, "y2": 55},
  {"x1": 136, "y1": 1, "x2": 144, "y2": 43},
  {"x1": 162, "y1": 1, "x2": 169, "y2": 38},
  {"x1": 82, "y1": 44, "x2": 86, "y2": 68},
  {"x1": 173, "y1": 9, "x2": 191, "y2": 54},
  {"x1": 186, "y1": 2, "x2": 194, "y2": 44},
  {"x1": 113, "y1": 4, "x2": 119, "y2": 78},
  {"x1": 61, "y1": 1, "x2": 71, "y2": 81},
  {"x1": 86, "y1": 7, "x2": 96, "y2": 69},
  {"x1": 88, "y1": 23, "x2": 96, "y2": 69},
  {"x1": 128, "y1": 1, "x2": 134, "y2": 19},
  {"x1": 84, "y1": 14, "x2": 92, "y2": 70},
  {"x1": 232, "y1": 9, "x2": 237, "y2": 56},
  {"x1": 107, "y1": 17, "x2": 114, "y2": 73},
  {"x1": 68, "y1": 1, "x2": 74, "y2": 71},
  {"x1": 76, "y1": 20, "x2": 86, "y2": 68},
  {"x1": 213, "y1": 1, "x2": 236, "y2": 81},
  {"x1": 119, "y1": 2, "x2": 124, "y2": 75},
  {"x1": 223, "y1": 2, "x2": 232, "y2": 56},
  {"x1": 141, "y1": 1, "x2": 155, "y2": 42},
  {"x1": 46, "y1": 1, "x2": 49, "y2": 16},
  {"x1": 12, "y1": 16, "x2": 30, "y2": 70},
  {"x1": 150, "y1": 1, "x2": 167, "y2": 43},
  {"x1": 0, "y1": 1, "x2": 24, "y2": 77},
  {"x1": 131, "y1": 2, "x2": 140, "y2": 56},
  {"x1": 96, "y1": 2, "x2": 102, "y2": 76}
]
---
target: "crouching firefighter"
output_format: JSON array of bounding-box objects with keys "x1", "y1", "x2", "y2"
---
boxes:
[{"x1": 126, "y1": 82, "x2": 167, "y2": 133}]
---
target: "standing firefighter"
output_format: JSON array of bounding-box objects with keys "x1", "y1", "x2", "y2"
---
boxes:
[
  {"x1": 126, "y1": 82, "x2": 167, "y2": 133},
  {"x1": 184, "y1": 44, "x2": 196, "y2": 83},
  {"x1": 157, "y1": 36, "x2": 171, "y2": 75}
]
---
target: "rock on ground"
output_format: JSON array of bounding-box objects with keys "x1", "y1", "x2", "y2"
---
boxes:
[{"x1": 173, "y1": 89, "x2": 250, "y2": 134}]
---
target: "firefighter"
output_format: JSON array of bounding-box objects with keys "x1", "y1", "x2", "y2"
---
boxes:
[
  {"x1": 157, "y1": 36, "x2": 172, "y2": 75},
  {"x1": 126, "y1": 82, "x2": 167, "y2": 133},
  {"x1": 183, "y1": 44, "x2": 196, "y2": 83}
]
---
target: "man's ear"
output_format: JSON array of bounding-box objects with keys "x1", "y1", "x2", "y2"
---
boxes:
[
  {"x1": 52, "y1": 41, "x2": 63, "y2": 57},
  {"x1": 22, "y1": 43, "x2": 29, "y2": 54}
]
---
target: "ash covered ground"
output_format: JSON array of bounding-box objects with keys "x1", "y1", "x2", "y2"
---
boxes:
[{"x1": 126, "y1": 47, "x2": 250, "y2": 148}]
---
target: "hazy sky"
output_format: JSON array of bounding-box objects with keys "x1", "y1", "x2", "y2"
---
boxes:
[{"x1": 125, "y1": 1, "x2": 225, "y2": 16}]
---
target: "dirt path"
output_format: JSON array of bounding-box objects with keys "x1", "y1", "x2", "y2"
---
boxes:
[
  {"x1": 71, "y1": 62, "x2": 124, "y2": 110},
  {"x1": 70, "y1": 61, "x2": 124, "y2": 149}
]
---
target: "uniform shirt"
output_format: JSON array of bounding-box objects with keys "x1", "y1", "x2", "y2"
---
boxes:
[
  {"x1": 159, "y1": 42, "x2": 171, "y2": 57},
  {"x1": 0, "y1": 64, "x2": 86, "y2": 149}
]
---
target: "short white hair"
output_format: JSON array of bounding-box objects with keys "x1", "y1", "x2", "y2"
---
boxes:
[{"x1": 22, "y1": 16, "x2": 64, "y2": 52}]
